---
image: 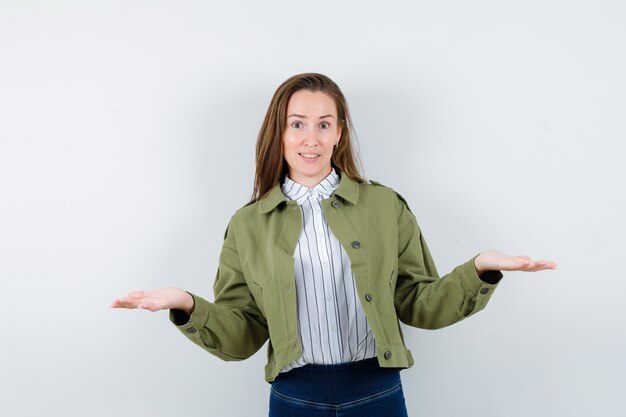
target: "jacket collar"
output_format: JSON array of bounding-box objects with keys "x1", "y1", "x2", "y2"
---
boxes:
[{"x1": 258, "y1": 167, "x2": 359, "y2": 214}]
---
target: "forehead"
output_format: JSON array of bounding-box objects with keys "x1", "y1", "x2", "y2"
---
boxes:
[{"x1": 287, "y1": 90, "x2": 337, "y2": 115}]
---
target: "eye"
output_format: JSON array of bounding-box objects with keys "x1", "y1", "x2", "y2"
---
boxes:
[
  {"x1": 320, "y1": 122, "x2": 330, "y2": 129},
  {"x1": 291, "y1": 121, "x2": 303, "y2": 128}
]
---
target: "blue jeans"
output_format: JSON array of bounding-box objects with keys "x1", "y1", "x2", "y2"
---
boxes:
[{"x1": 269, "y1": 357, "x2": 409, "y2": 417}]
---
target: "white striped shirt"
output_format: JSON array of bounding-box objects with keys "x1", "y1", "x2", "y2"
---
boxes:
[{"x1": 278, "y1": 167, "x2": 377, "y2": 373}]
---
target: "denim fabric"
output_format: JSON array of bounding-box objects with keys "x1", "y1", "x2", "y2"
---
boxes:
[{"x1": 269, "y1": 358, "x2": 409, "y2": 417}]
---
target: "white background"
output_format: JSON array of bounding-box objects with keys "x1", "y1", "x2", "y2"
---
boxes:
[{"x1": 1, "y1": 1, "x2": 624, "y2": 416}]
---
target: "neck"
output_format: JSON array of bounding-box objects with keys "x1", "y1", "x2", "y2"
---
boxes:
[{"x1": 289, "y1": 167, "x2": 332, "y2": 188}]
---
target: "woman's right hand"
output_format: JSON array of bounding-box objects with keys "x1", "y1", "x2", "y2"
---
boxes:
[{"x1": 110, "y1": 287, "x2": 195, "y2": 315}]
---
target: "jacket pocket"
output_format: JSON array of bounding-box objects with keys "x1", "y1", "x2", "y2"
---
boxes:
[
  {"x1": 248, "y1": 280, "x2": 265, "y2": 314},
  {"x1": 388, "y1": 268, "x2": 397, "y2": 293}
]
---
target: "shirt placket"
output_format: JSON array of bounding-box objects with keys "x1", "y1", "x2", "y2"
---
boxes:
[{"x1": 309, "y1": 189, "x2": 342, "y2": 363}]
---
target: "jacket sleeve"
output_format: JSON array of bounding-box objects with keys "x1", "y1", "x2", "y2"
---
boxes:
[
  {"x1": 393, "y1": 192, "x2": 503, "y2": 330},
  {"x1": 168, "y1": 217, "x2": 269, "y2": 361}
]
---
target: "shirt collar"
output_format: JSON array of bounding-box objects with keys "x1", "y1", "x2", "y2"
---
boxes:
[
  {"x1": 281, "y1": 167, "x2": 340, "y2": 206},
  {"x1": 258, "y1": 167, "x2": 360, "y2": 214}
]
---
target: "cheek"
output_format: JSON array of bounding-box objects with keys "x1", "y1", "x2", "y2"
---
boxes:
[
  {"x1": 282, "y1": 140, "x2": 298, "y2": 160},
  {"x1": 283, "y1": 133, "x2": 300, "y2": 148},
  {"x1": 324, "y1": 128, "x2": 339, "y2": 139},
  {"x1": 282, "y1": 137, "x2": 292, "y2": 152}
]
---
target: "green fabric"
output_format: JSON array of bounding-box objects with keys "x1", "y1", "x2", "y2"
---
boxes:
[{"x1": 169, "y1": 168, "x2": 503, "y2": 383}]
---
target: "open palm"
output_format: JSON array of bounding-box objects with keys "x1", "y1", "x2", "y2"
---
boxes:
[
  {"x1": 475, "y1": 249, "x2": 557, "y2": 273},
  {"x1": 110, "y1": 287, "x2": 194, "y2": 313}
]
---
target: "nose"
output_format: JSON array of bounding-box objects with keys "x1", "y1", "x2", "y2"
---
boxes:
[{"x1": 303, "y1": 128, "x2": 320, "y2": 145}]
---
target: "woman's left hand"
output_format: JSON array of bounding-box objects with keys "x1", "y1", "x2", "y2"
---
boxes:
[{"x1": 474, "y1": 249, "x2": 557, "y2": 274}]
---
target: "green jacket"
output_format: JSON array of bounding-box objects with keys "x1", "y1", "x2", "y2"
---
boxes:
[{"x1": 169, "y1": 168, "x2": 503, "y2": 383}]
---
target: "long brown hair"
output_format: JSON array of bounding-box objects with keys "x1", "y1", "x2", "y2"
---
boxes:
[{"x1": 248, "y1": 72, "x2": 367, "y2": 204}]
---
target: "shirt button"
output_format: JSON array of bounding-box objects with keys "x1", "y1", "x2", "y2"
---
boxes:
[
  {"x1": 326, "y1": 295, "x2": 332, "y2": 301},
  {"x1": 186, "y1": 327, "x2": 197, "y2": 334},
  {"x1": 384, "y1": 351, "x2": 392, "y2": 359},
  {"x1": 330, "y1": 325, "x2": 336, "y2": 331},
  {"x1": 480, "y1": 288, "x2": 490, "y2": 295},
  {"x1": 351, "y1": 240, "x2": 361, "y2": 249},
  {"x1": 365, "y1": 293, "x2": 373, "y2": 302},
  {"x1": 332, "y1": 201, "x2": 340, "y2": 208},
  {"x1": 322, "y1": 261, "x2": 329, "y2": 267}
]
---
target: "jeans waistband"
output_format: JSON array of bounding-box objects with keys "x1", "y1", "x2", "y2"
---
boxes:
[{"x1": 271, "y1": 358, "x2": 401, "y2": 404}]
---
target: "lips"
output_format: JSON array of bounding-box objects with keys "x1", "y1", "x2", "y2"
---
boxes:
[{"x1": 299, "y1": 153, "x2": 320, "y2": 160}]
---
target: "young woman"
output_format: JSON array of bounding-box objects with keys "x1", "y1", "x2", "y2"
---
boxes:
[{"x1": 111, "y1": 72, "x2": 557, "y2": 417}]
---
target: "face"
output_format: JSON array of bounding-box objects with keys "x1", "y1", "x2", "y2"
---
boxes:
[{"x1": 282, "y1": 90, "x2": 342, "y2": 188}]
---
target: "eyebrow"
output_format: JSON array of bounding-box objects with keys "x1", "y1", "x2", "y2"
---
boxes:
[{"x1": 287, "y1": 114, "x2": 335, "y2": 119}]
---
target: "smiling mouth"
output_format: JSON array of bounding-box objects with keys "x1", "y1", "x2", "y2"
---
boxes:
[{"x1": 299, "y1": 153, "x2": 320, "y2": 160}]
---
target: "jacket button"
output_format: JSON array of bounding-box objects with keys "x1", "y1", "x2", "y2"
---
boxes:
[
  {"x1": 332, "y1": 200, "x2": 340, "y2": 208},
  {"x1": 186, "y1": 327, "x2": 197, "y2": 334},
  {"x1": 365, "y1": 293, "x2": 373, "y2": 302},
  {"x1": 351, "y1": 240, "x2": 361, "y2": 249},
  {"x1": 480, "y1": 288, "x2": 490, "y2": 295},
  {"x1": 384, "y1": 351, "x2": 392, "y2": 359}
]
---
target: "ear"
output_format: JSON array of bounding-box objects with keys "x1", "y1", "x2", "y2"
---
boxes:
[{"x1": 336, "y1": 122, "x2": 343, "y2": 143}]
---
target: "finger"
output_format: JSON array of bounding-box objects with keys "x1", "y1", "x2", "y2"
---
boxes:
[
  {"x1": 529, "y1": 264, "x2": 557, "y2": 272},
  {"x1": 529, "y1": 260, "x2": 557, "y2": 270},
  {"x1": 137, "y1": 301, "x2": 164, "y2": 312},
  {"x1": 511, "y1": 257, "x2": 536, "y2": 269},
  {"x1": 111, "y1": 298, "x2": 129, "y2": 307},
  {"x1": 113, "y1": 297, "x2": 140, "y2": 308},
  {"x1": 127, "y1": 290, "x2": 145, "y2": 299}
]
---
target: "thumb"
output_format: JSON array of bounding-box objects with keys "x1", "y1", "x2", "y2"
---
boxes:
[{"x1": 127, "y1": 290, "x2": 146, "y2": 299}]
